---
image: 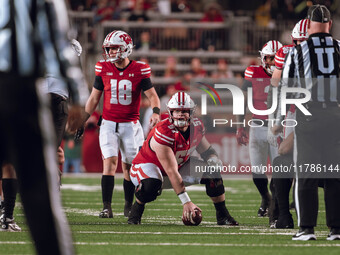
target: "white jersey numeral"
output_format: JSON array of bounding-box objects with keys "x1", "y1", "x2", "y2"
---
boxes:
[
  {"x1": 110, "y1": 79, "x2": 132, "y2": 105},
  {"x1": 315, "y1": 48, "x2": 335, "y2": 74}
]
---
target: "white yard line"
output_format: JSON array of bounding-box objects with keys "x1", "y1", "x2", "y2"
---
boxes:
[{"x1": 1, "y1": 241, "x2": 339, "y2": 247}]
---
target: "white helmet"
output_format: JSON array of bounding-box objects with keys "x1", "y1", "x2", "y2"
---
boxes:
[
  {"x1": 102, "y1": 30, "x2": 133, "y2": 63},
  {"x1": 259, "y1": 40, "x2": 282, "y2": 75},
  {"x1": 167, "y1": 92, "x2": 196, "y2": 128},
  {"x1": 291, "y1": 19, "x2": 309, "y2": 44}
]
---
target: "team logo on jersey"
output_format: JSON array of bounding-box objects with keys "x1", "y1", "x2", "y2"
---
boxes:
[
  {"x1": 119, "y1": 72, "x2": 123, "y2": 76},
  {"x1": 129, "y1": 73, "x2": 134, "y2": 77}
]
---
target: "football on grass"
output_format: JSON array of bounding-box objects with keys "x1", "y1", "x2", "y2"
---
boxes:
[{"x1": 182, "y1": 209, "x2": 202, "y2": 226}]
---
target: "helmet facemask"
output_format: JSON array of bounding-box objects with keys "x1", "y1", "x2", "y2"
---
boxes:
[
  {"x1": 166, "y1": 92, "x2": 196, "y2": 128},
  {"x1": 102, "y1": 30, "x2": 133, "y2": 63},
  {"x1": 259, "y1": 40, "x2": 282, "y2": 75}
]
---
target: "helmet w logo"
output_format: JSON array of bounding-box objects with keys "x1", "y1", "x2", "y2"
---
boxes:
[{"x1": 120, "y1": 34, "x2": 132, "y2": 45}]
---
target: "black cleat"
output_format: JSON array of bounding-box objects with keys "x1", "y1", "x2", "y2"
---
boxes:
[
  {"x1": 99, "y1": 208, "x2": 113, "y2": 218},
  {"x1": 124, "y1": 201, "x2": 132, "y2": 217},
  {"x1": 0, "y1": 215, "x2": 21, "y2": 232},
  {"x1": 257, "y1": 206, "x2": 269, "y2": 217},
  {"x1": 274, "y1": 214, "x2": 294, "y2": 229},
  {"x1": 217, "y1": 216, "x2": 239, "y2": 226},
  {"x1": 292, "y1": 227, "x2": 316, "y2": 241},
  {"x1": 127, "y1": 202, "x2": 144, "y2": 225}
]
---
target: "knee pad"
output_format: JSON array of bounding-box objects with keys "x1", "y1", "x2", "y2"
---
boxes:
[
  {"x1": 135, "y1": 178, "x2": 162, "y2": 203},
  {"x1": 201, "y1": 178, "x2": 225, "y2": 197}
]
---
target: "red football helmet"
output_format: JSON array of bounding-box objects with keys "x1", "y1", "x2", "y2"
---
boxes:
[
  {"x1": 102, "y1": 30, "x2": 133, "y2": 63},
  {"x1": 167, "y1": 92, "x2": 196, "y2": 128}
]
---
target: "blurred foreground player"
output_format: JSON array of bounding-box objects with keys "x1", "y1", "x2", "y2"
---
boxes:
[
  {"x1": 0, "y1": 0, "x2": 88, "y2": 254},
  {"x1": 128, "y1": 92, "x2": 238, "y2": 226}
]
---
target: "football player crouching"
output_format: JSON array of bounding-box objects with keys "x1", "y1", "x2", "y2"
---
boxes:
[{"x1": 128, "y1": 92, "x2": 238, "y2": 226}]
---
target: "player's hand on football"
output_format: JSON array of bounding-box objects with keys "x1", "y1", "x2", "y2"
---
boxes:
[
  {"x1": 271, "y1": 125, "x2": 283, "y2": 135},
  {"x1": 149, "y1": 113, "x2": 160, "y2": 128},
  {"x1": 182, "y1": 202, "x2": 201, "y2": 221},
  {"x1": 236, "y1": 127, "x2": 249, "y2": 146}
]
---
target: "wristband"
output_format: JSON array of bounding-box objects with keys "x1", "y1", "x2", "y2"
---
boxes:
[
  {"x1": 178, "y1": 192, "x2": 191, "y2": 205},
  {"x1": 152, "y1": 107, "x2": 160, "y2": 115}
]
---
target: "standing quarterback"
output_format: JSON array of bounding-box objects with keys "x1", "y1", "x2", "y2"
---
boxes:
[{"x1": 78, "y1": 30, "x2": 160, "y2": 218}]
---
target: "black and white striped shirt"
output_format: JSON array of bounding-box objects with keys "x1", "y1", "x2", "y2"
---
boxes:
[
  {"x1": 276, "y1": 33, "x2": 340, "y2": 121},
  {"x1": 0, "y1": 0, "x2": 88, "y2": 105}
]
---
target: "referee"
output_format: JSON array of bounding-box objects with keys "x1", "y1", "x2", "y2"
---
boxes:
[
  {"x1": 272, "y1": 5, "x2": 340, "y2": 241},
  {"x1": 0, "y1": 0, "x2": 88, "y2": 254}
]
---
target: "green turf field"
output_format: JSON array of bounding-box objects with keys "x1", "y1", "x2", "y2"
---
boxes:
[{"x1": 1, "y1": 175, "x2": 339, "y2": 255}]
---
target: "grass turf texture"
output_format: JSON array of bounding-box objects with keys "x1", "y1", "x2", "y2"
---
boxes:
[{"x1": 1, "y1": 176, "x2": 339, "y2": 255}]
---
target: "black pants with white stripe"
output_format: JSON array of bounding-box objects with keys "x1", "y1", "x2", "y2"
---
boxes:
[
  {"x1": 295, "y1": 107, "x2": 340, "y2": 228},
  {"x1": 0, "y1": 76, "x2": 74, "y2": 255}
]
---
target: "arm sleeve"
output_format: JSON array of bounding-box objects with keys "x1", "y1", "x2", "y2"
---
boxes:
[
  {"x1": 93, "y1": 76, "x2": 104, "y2": 91},
  {"x1": 141, "y1": 78, "x2": 153, "y2": 91}
]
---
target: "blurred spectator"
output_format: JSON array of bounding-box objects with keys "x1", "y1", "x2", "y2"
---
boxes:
[
  {"x1": 199, "y1": 2, "x2": 224, "y2": 51},
  {"x1": 211, "y1": 59, "x2": 234, "y2": 79},
  {"x1": 255, "y1": 0, "x2": 272, "y2": 27},
  {"x1": 135, "y1": 31, "x2": 156, "y2": 51},
  {"x1": 160, "y1": 84, "x2": 177, "y2": 113},
  {"x1": 93, "y1": 0, "x2": 116, "y2": 24},
  {"x1": 63, "y1": 132, "x2": 83, "y2": 174},
  {"x1": 171, "y1": 0, "x2": 192, "y2": 12},
  {"x1": 164, "y1": 56, "x2": 178, "y2": 77},
  {"x1": 128, "y1": 0, "x2": 152, "y2": 21},
  {"x1": 201, "y1": 2, "x2": 224, "y2": 22},
  {"x1": 190, "y1": 57, "x2": 207, "y2": 78}
]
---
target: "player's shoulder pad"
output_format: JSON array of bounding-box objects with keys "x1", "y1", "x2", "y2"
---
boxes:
[
  {"x1": 244, "y1": 65, "x2": 257, "y2": 79},
  {"x1": 95, "y1": 61, "x2": 105, "y2": 76},
  {"x1": 154, "y1": 120, "x2": 176, "y2": 146},
  {"x1": 135, "y1": 61, "x2": 151, "y2": 79}
]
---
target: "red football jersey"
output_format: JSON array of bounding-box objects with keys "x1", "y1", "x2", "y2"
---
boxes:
[
  {"x1": 133, "y1": 118, "x2": 205, "y2": 176},
  {"x1": 244, "y1": 65, "x2": 271, "y2": 120},
  {"x1": 274, "y1": 44, "x2": 294, "y2": 70},
  {"x1": 94, "y1": 60, "x2": 151, "y2": 122}
]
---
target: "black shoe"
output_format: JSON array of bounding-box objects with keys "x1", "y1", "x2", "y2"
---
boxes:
[
  {"x1": 257, "y1": 206, "x2": 269, "y2": 217},
  {"x1": 258, "y1": 197, "x2": 270, "y2": 217},
  {"x1": 124, "y1": 201, "x2": 132, "y2": 217},
  {"x1": 0, "y1": 215, "x2": 22, "y2": 232},
  {"x1": 327, "y1": 228, "x2": 340, "y2": 241},
  {"x1": 99, "y1": 208, "x2": 113, "y2": 218},
  {"x1": 274, "y1": 214, "x2": 294, "y2": 229},
  {"x1": 292, "y1": 227, "x2": 316, "y2": 241},
  {"x1": 127, "y1": 217, "x2": 141, "y2": 225},
  {"x1": 127, "y1": 202, "x2": 144, "y2": 225},
  {"x1": 217, "y1": 216, "x2": 239, "y2": 226}
]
